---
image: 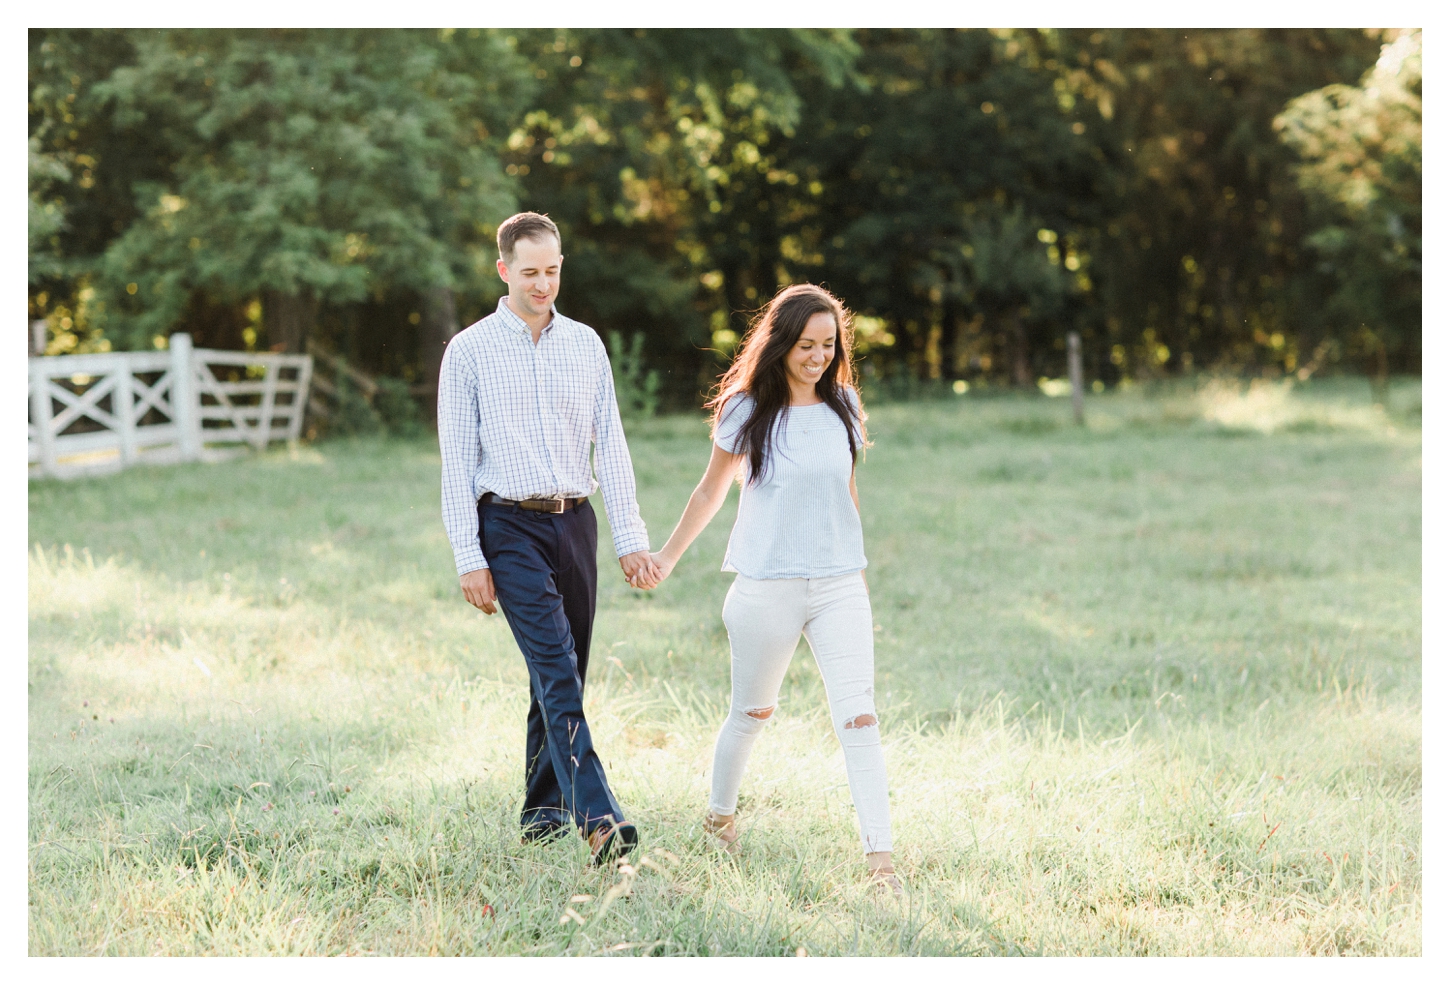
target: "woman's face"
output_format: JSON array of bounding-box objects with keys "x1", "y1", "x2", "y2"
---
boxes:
[{"x1": 783, "y1": 310, "x2": 837, "y2": 393}]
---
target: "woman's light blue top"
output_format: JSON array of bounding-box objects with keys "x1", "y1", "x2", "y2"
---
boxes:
[{"x1": 713, "y1": 390, "x2": 867, "y2": 579}]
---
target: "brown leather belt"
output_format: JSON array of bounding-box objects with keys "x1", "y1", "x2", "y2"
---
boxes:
[{"x1": 480, "y1": 492, "x2": 585, "y2": 514}]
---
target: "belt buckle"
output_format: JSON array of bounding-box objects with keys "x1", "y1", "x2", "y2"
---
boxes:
[
  {"x1": 529, "y1": 497, "x2": 564, "y2": 513},
  {"x1": 545, "y1": 498, "x2": 565, "y2": 514}
]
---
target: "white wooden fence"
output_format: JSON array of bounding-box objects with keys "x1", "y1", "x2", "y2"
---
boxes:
[{"x1": 29, "y1": 333, "x2": 313, "y2": 480}]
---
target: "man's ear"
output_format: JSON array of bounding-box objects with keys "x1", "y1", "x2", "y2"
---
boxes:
[{"x1": 496, "y1": 257, "x2": 510, "y2": 283}]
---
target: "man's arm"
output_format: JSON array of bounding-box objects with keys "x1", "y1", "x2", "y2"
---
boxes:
[
  {"x1": 590, "y1": 344, "x2": 655, "y2": 583},
  {"x1": 437, "y1": 337, "x2": 491, "y2": 603}
]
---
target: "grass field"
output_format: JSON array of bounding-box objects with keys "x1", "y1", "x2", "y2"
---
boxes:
[{"x1": 28, "y1": 377, "x2": 1421, "y2": 956}]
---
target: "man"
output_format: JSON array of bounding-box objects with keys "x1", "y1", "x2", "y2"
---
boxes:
[{"x1": 438, "y1": 212, "x2": 661, "y2": 864}]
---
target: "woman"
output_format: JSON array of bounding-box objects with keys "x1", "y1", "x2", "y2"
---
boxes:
[{"x1": 647, "y1": 283, "x2": 899, "y2": 893}]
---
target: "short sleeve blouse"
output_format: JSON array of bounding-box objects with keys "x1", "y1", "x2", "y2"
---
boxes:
[{"x1": 712, "y1": 389, "x2": 867, "y2": 579}]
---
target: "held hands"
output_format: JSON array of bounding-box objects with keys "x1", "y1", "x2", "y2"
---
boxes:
[
  {"x1": 620, "y1": 550, "x2": 668, "y2": 590},
  {"x1": 464, "y1": 553, "x2": 668, "y2": 611}
]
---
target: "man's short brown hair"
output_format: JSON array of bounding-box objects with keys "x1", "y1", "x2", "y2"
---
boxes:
[{"x1": 497, "y1": 212, "x2": 561, "y2": 264}]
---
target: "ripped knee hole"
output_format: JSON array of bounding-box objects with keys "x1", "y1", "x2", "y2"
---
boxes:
[
  {"x1": 744, "y1": 706, "x2": 775, "y2": 721},
  {"x1": 843, "y1": 713, "x2": 878, "y2": 730}
]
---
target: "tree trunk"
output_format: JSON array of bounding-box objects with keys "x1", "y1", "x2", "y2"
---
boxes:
[
  {"x1": 418, "y1": 286, "x2": 459, "y2": 423},
  {"x1": 1370, "y1": 334, "x2": 1390, "y2": 407},
  {"x1": 1216, "y1": 267, "x2": 1242, "y2": 376},
  {"x1": 950, "y1": 312, "x2": 983, "y2": 376},
  {"x1": 262, "y1": 289, "x2": 317, "y2": 354},
  {"x1": 1008, "y1": 308, "x2": 1032, "y2": 387}
]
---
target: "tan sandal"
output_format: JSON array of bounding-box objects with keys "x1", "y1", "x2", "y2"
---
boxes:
[
  {"x1": 868, "y1": 864, "x2": 903, "y2": 896},
  {"x1": 703, "y1": 812, "x2": 741, "y2": 855}
]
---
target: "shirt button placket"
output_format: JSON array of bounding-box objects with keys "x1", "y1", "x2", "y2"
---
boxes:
[{"x1": 537, "y1": 335, "x2": 561, "y2": 493}]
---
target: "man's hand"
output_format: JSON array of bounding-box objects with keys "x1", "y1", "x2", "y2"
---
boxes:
[
  {"x1": 460, "y1": 568, "x2": 497, "y2": 614},
  {"x1": 619, "y1": 550, "x2": 662, "y2": 590}
]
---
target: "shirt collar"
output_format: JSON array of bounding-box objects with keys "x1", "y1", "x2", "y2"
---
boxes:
[{"x1": 496, "y1": 296, "x2": 558, "y2": 338}]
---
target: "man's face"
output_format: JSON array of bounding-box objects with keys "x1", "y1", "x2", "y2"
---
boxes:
[{"x1": 496, "y1": 234, "x2": 562, "y2": 320}]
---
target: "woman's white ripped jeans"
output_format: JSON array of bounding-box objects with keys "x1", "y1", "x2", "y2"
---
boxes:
[{"x1": 709, "y1": 571, "x2": 892, "y2": 854}]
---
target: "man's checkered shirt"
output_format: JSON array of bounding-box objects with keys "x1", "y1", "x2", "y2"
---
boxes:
[{"x1": 438, "y1": 297, "x2": 650, "y2": 575}]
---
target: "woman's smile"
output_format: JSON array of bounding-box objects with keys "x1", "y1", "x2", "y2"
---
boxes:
[{"x1": 785, "y1": 310, "x2": 838, "y2": 396}]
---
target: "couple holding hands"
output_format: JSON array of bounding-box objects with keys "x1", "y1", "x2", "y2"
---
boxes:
[{"x1": 438, "y1": 213, "x2": 898, "y2": 894}]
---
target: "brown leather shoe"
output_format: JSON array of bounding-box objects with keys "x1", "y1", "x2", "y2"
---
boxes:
[{"x1": 587, "y1": 821, "x2": 638, "y2": 866}]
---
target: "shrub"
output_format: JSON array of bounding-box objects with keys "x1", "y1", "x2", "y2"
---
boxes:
[
  {"x1": 374, "y1": 377, "x2": 425, "y2": 439},
  {"x1": 608, "y1": 330, "x2": 660, "y2": 422},
  {"x1": 327, "y1": 357, "x2": 382, "y2": 437}
]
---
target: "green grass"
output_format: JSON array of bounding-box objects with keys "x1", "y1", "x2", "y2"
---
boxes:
[{"x1": 28, "y1": 377, "x2": 1421, "y2": 955}]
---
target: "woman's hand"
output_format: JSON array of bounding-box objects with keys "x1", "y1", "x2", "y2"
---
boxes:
[{"x1": 650, "y1": 551, "x2": 677, "y2": 585}]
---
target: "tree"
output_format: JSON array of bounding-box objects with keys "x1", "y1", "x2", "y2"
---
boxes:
[
  {"x1": 1058, "y1": 28, "x2": 1382, "y2": 381},
  {"x1": 962, "y1": 203, "x2": 1080, "y2": 386},
  {"x1": 87, "y1": 29, "x2": 531, "y2": 373},
  {"x1": 712, "y1": 28, "x2": 1099, "y2": 387},
  {"x1": 1276, "y1": 29, "x2": 1421, "y2": 389},
  {"x1": 28, "y1": 136, "x2": 69, "y2": 286},
  {"x1": 29, "y1": 29, "x2": 171, "y2": 354},
  {"x1": 28, "y1": 29, "x2": 1403, "y2": 405},
  {"x1": 505, "y1": 28, "x2": 857, "y2": 397}
]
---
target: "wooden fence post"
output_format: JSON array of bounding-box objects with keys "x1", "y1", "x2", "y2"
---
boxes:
[
  {"x1": 114, "y1": 356, "x2": 137, "y2": 465},
  {"x1": 1068, "y1": 331, "x2": 1084, "y2": 426},
  {"x1": 254, "y1": 360, "x2": 279, "y2": 451},
  {"x1": 30, "y1": 361, "x2": 57, "y2": 477},
  {"x1": 288, "y1": 356, "x2": 313, "y2": 442},
  {"x1": 170, "y1": 333, "x2": 200, "y2": 460}
]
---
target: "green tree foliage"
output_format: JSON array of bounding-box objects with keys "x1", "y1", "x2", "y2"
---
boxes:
[
  {"x1": 373, "y1": 376, "x2": 427, "y2": 439},
  {"x1": 1276, "y1": 29, "x2": 1421, "y2": 385},
  {"x1": 29, "y1": 28, "x2": 1407, "y2": 416},
  {"x1": 84, "y1": 29, "x2": 528, "y2": 353},
  {"x1": 28, "y1": 136, "x2": 70, "y2": 285},
  {"x1": 719, "y1": 29, "x2": 1100, "y2": 388},
  {"x1": 501, "y1": 28, "x2": 856, "y2": 392},
  {"x1": 29, "y1": 30, "x2": 171, "y2": 352},
  {"x1": 30, "y1": 30, "x2": 164, "y2": 275},
  {"x1": 1061, "y1": 28, "x2": 1384, "y2": 381}
]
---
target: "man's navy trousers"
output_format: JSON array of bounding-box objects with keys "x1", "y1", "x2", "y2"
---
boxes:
[{"x1": 478, "y1": 497, "x2": 627, "y2": 837}]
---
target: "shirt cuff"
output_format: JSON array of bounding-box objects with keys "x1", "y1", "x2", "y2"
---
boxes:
[
  {"x1": 612, "y1": 528, "x2": 651, "y2": 558},
  {"x1": 454, "y1": 547, "x2": 489, "y2": 576}
]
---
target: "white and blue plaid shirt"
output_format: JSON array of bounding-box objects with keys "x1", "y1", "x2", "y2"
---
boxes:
[{"x1": 438, "y1": 297, "x2": 650, "y2": 575}]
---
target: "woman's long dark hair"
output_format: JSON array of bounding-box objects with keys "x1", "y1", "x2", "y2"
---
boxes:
[{"x1": 707, "y1": 283, "x2": 868, "y2": 483}]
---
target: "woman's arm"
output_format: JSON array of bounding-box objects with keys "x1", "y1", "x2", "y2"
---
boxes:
[{"x1": 652, "y1": 443, "x2": 745, "y2": 578}]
